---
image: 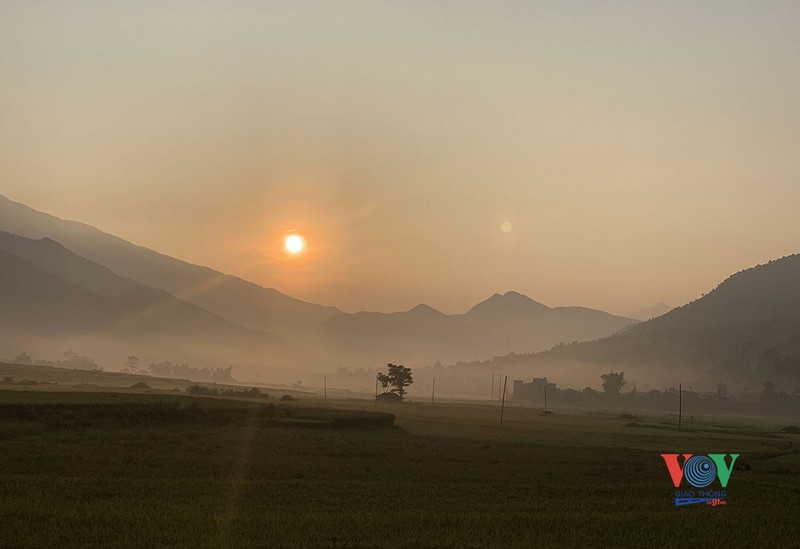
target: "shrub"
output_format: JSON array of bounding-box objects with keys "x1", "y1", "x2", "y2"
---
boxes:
[{"x1": 187, "y1": 384, "x2": 217, "y2": 396}]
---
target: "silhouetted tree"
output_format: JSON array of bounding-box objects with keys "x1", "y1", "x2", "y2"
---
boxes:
[
  {"x1": 59, "y1": 351, "x2": 99, "y2": 370},
  {"x1": 14, "y1": 353, "x2": 31, "y2": 365},
  {"x1": 377, "y1": 363, "x2": 413, "y2": 400},
  {"x1": 147, "y1": 361, "x2": 235, "y2": 383},
  {"x1": 601, "y1": 371, "x2": 626, "y2": 396}
]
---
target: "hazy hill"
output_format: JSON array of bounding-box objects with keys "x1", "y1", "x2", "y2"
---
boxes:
[
  {"x1": 0, "y1": 231, "x2": 139, "y2": 297},
  {"x1": 0, "y1": 248, "x2": 109, "y2": 333},
  {"x1": 0, "y1": 194, "x2": 341, "y2": 338},
  {"x1": 322, "y1": 304, "x2": 470, "y2": 364},
  {"x1": 0, "y1": 232, "x2": 275, "y2": 337},
  {"x1": 466, "y1": 291, "x2": 550, "y2": 318},
  {"x1": 322, "y1": 291, "x2": 638, "y2": 366},
  {"x1": 632, "y1": 255, "x2": 800, "y2": 330},
  {"x1": 0, "y1": 247, "x2": 306, "y2": 376},
  {"x1": 474, "y1": 255, "x2": 800, "y2": 390}
]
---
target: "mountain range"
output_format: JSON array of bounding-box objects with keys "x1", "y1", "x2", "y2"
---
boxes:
[
  {"x1": 0, "y1": 194, "x2": 646, "y2": 377},
  {"x1": 0, "y1": 195, "x2": 340, "y2": 340},
  {"x1": 322, "y1": 292, "x2": 637, "y2": 364},
  {"x1": 464, "y1": 254, "x2": 800, "y2": 390},
  {"x1": 12, "y1": 192, "x2": 797, "y2": 391},
  {"x1": 0, "y1": 232, "x2": 306, "y2": 376}
]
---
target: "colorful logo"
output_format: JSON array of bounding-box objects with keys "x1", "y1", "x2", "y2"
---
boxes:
[{"x1": 660, "y1": 453, "x2": 739, "y2": 507}]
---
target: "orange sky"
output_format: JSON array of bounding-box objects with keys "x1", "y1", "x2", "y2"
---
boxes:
[{"x1": 2, "y1": 2, "x2": 799, "y2": 315}]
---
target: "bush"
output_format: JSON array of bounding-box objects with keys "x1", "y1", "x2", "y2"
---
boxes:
[
  {"x1": 17, "y1": 379, "x2": 39, "y2": 386},
  {"x1": 186, "y1": 384, "x2": 270, "y2": 399},
  {"x1": 187, "y1": 384, "x2": 217, "y2": 396},
  {"x1": 281, "y1": 394, "x2": 298, "y2": 401}
]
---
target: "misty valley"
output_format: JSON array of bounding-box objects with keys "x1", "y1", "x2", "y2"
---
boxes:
[{"x1": 0, "y1": 195, "x2": 798, "y2": 548}]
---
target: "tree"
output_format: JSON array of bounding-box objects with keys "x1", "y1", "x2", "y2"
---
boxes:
[
  {"x1": 601, "y1": 371, "x2": 626, "y2": 396},
  {"x1": 582, "y1": 386, "x2": 599, "y2": 399},
  {"x1": 126, "y1": 356, "x2": 139, "y2": 372},
  {"x1": 14, "y1": 352, "x2": 32, "y2": 365},
  {"x1": 377, "y1": 363, "x2": 413, "y2": 400},
  {"x1": 60, "y1": 351, "x2": 98, "y2": 370}
]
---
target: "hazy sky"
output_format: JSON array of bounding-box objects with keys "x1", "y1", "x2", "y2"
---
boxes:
[{"x1": 2, "y1": 1, "x2": 799, "y2": 315}]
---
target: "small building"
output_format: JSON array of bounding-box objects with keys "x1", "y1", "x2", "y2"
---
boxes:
[
  {"x1": 376, "y1": 392, "x2": 402, "y2": 404},
  {"x1": 513, "y1": 377, "x2": 556, "y2": 402}
]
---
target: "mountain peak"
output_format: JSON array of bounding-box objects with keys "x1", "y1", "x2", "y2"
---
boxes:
[
  {"x1": 407, "y1": 303, "x2": 443, "y2": 315},
  {"x1": 467, "y1": 291, "x2": 550, "y2": 317}
]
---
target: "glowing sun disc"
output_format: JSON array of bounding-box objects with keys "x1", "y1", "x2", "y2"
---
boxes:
[{"x1": 285, "y1": 234, "x2": 304, "y2": 253}]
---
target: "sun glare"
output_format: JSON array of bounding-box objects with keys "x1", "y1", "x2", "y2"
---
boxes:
[{"x1": 285, "y1": 234, "x2": 304, "y2": 254}]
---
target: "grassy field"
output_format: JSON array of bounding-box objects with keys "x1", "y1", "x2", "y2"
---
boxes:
[{"x1": 0, "y1": 369, "x2": 798, "y2": 547}]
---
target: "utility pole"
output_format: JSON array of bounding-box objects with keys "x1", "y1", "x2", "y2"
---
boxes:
[
  {"x1": 375, "y1": 376, "x2": 378, "y2": 405},
  {"x1": 431, "y1": 378, "x2": 436, "y2": 405},
  {"x1": 500, "y1": 375, "x2": 508, "y2": 424},
  {"x1": 323, "y1": 375, "x2": 327, "y2": 401},
  {"x1": 678, "y1": 383, "x2": 682, "y2": 433},
  {"x1": 544, "y1": 383, "x2": 548, "y2": 413},
  {"x1": 491, "y1": 373, "x2": 494, "y2": 401}
]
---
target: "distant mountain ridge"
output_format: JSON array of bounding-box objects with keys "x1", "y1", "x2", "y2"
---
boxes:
[
  {"x1": 635, "y1": 255, "x2": 800, "y2": 330},
  {"x1": 473, "y1": 254, "x2": 800, "y2": 390},
  {"x1": 0, "y1": 240, "x2": 307, "y2": 375},
  {"x1": 322, "y1": 291, "x2": 638, "y2": 365},
  {"x1": 0, "y1": 194, "x2": 341, "y2": 339},
  {"x1": 0, "y1": 231, "x2": 139, "y2": 297},
  {"x1": 0, "y1": 194, "x2": 645, "y2": 370},
  {"x1": 467, "y1": 291, "x2": 550, "y2": 317}
]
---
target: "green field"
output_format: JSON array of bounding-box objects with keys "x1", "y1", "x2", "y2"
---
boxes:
[{"x1": 0, "y1": 369, "x2": 798, "y2": 547}]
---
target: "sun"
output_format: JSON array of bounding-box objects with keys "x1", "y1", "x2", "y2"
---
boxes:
[{"x1": 285, "y1": 234, "x2": 304, "y2": 254}]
